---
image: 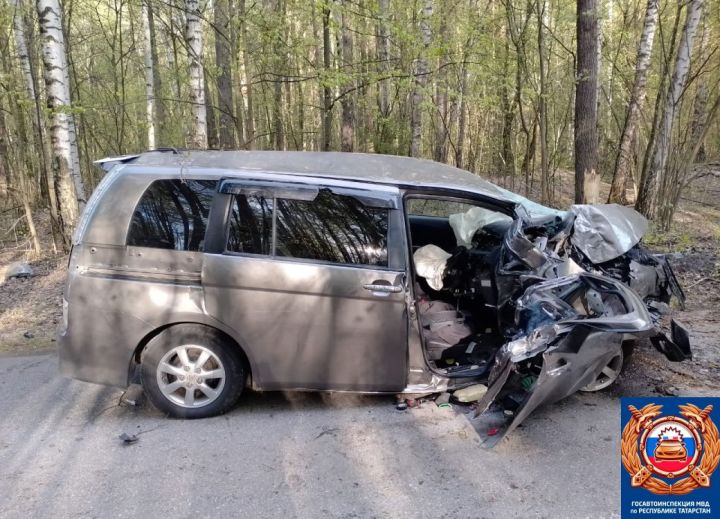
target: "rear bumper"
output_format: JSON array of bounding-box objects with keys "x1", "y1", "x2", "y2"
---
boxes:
[{"x1": 58, "y1": 327, "x2": 133, "y2": 388}]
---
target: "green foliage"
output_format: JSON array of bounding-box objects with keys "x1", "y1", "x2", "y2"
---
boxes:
[{"x1": 0, "y1": 0, "x2": 718, "y2": 210}]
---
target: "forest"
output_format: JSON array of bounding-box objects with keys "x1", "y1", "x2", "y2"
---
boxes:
[{"x1": 0, "y1": 0, "x2": 718, "y2": 251}]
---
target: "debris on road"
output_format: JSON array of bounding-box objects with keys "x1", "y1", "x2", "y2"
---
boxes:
[
  {"x1": 453, "y1": 384, "x2": 487, "y2": 403},
  {"x1": 120, "y1": 384, "x2": 144, "y2": 407},
  {"x1": 2, "y1": 262, "x2": 33, "y2": 282},
  {"x1": 435, "y1": 393, "x2": 451, "y2": 406},
  {"x1": 118, "y1": 432, "x2": 138, "y2": 445}
]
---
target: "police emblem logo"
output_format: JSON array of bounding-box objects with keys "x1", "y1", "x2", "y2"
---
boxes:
[{"x1": 621, "y1": 403, "x2": 720, "y2": 494}]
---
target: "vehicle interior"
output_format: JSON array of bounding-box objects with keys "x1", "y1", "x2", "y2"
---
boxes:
[
  {"x1": 405, "y1": 195, "x2": 636, "y2": 385},
  {"x1": 405, "y1": 196, "x2": 515, "y2": 379}
]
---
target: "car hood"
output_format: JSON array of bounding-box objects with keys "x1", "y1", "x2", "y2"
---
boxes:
[{"x1": 569, "y1": 204, "x2": 649, "y2": 264}]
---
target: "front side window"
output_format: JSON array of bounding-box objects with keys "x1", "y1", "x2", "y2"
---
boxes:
[
  {"x1": 127, "y1": 179, "x2": 217, "y2": 251},
  {"x1": 226, "y1": 188, "x2": 389, "y2": 267}
]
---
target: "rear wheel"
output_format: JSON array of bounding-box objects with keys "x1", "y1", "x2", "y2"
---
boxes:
[{"x1": 141, "y1": 325, "x2": 245, "y2": 418}]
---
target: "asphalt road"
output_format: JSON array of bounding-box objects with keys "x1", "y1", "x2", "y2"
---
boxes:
[{"x1": 0, "y1": 353, "x2": 623, "y2": 519}]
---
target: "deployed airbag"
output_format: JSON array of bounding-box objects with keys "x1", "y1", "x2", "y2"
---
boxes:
[
  {"x1": 449, "y1": 206, "x2": 510, "y2": 247},
  {"x1": 414, "y1": 244, "x2": 451, "y2": 290}
]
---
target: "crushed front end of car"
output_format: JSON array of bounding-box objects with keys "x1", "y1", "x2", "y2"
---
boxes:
[
  {"x1": 502, "y1": 204, "x2": 691, "y2": 362},
  {"x1": 412, "y1": 200, "x2": 691, "y2": 443}
]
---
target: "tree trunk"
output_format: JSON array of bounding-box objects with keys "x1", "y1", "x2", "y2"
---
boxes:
[
  {"x1": 537, "y1": 0, "x2": 550, "y2": 204},
  {"x1": 455, "y1": 58, "x2": 469, "y2": 169},
  {"x1": 433, "y1": 10, "x2": 448, "y2": 163},
  {"x1": 205, "y1": 71, "x2": 219, "y2": 149},
  {"x1": 656, "y1": 5, "x2": 711, "y2": 228},
  {"x1": 271, "y1": 0, "x2": 286, "y2": 151},
  {"x1": 36, "y1": 0, "x2": 84, "y2": 245},
  {"x1": 607, "y1": 0, "x2": 658, "y2": 204},
  {"x1": 142, "y1": 0, "x2": 158, "y2": 149},
  {"x1": 636, "y1": 0, "x2": 703, "y2": 218},
  {"x1": 499, "y1": 37, "x2": 515, "y2": 185},
  {"x1": 0, "y1": 100, "x2": 41, "y2": 255},
  {"x1": 637, "y1": 2, "x2": 682, "y2": 207},
  {"x1": 239, "y1": 0, "x2": 254, "y2": 149},
  {"x1": 689, "y1": 14, "x2": 709, "y2": 163},
  {"x1": 409, "y1": 0, "x2": 433, "y2": 158},
  {"x1": 375, "y1": 0, "x2": 392, "y2": 154},
  {"x1": 574, "y1": 0, "x2": 599, "y2": 204},
  {"x1": 214, "y1": 0, "x2": 236, "y2": 149},
  {"x1": 321, "y1": 4, "x2": 332, "y2": 151},
  {"x1": 11, "y1": 0, "x2": 60, "y2": 246},
  {"x1": 185, "y1": 0, "x2": 207, "y2": 149},
  {"x1": 377, "y1": 0, "x2": 390, "y2": 119},
  {"x1": 340, "y1": 2, "x2": 354, "y2": 152}
]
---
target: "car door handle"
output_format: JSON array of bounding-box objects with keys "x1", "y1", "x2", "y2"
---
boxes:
[{"x1": 363, "y1": 283, "x2": 402, "y2": 293}]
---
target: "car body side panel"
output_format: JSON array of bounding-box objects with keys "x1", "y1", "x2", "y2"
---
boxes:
[
  {"x1": 201, "y1": 254, "x2": 408, "y2": 391},
  {"x1": 481, "y1": 329, "x2": 623, "y2": 445},
  {"x1": 59, "y1": 251, "x2": 206, "y2": 386}
]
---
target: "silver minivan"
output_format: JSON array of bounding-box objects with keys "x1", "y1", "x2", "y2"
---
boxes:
[{"x1": 60, "y1": 150, "x2": 690, "y2": 439}]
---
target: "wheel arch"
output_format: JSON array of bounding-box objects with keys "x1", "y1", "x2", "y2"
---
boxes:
[{"x1": 130, "y1": 321, "x2": 255, "y2": 388}]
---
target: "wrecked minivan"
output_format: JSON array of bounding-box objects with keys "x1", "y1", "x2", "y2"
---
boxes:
[{"x1": 60, "y1": 150, "x2": 690, "y2": 437}]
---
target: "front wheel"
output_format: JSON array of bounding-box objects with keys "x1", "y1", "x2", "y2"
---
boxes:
[
  {"x1": 141, "y1": 325, "x2": 245, "y2": 418},
  {"x1": 580, "y1": 348, "x2": 624, "y2": 392}
]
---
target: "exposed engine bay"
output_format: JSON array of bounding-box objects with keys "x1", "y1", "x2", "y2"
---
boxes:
[{"x1": 409, "y1": 201, "x2": 691, "y2": 443}]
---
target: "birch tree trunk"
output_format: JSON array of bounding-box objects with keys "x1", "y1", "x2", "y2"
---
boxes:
[
  {"x1": 214, "y1": 0, "x2": 236, "y2": 149},
  {"x1": 537, "y1": 0, "x2": 550, "y2": 203},
  {"x1": 340, "y1": 2, "x2": 354, "y2": 152},
  {"x1": 142, "y1": 0, "x2": 158, "y2": 149},
  {"x1": 607, "y1": 0, "x2": 658, "y2": 204},
  {"x1": 62, "y1": 38, "x2": 83, "y2": 203},
  {"x1": 574, "y1": 0, "x2": 599, "y2": 204},
  {"x1": 185, "y1": 0, "x2": 207, "y2": 149},
  {"x1": 375, "y1": 0, "x2": 392, "y2": 153},
  {"x1": 636, "y1": 0, "x2": 704, "y2": 217},
  {"x1": 434, "y1": 10, "x2": 448, "y2": 163},
  {"x1": 11, "y1": 0, "x2": 59, "y2": 237},
  {"x1": 689, "y1": 14, "x2": 709, "y2": 163},
  {"x1": 499, "y1": 36, "x2": 515, "y2": 184},
  {"x1": 239, "y1": 0, "x2": 255, "y2": 149},
  {"x1": 36, "y1": 0, "x2": 85, "y2": 244},
  {"x1": 409, "y1": 0, "x2": 433, "y2": 158}
]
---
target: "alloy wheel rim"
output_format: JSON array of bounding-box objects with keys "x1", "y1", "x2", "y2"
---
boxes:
[
  {"x1": 156, "y1": 345, "x2": 226, "y2": 408},
  {"x1": 581, "y1": 351, "x2": 623, "y2": 392}
]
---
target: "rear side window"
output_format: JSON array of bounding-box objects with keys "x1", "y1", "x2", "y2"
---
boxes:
[
  {"x1": 226, "y1": 188, "x2": 389, "y2": 267},
  {"x1": 227, "y1": 194, "x2": 273, "y2": 255},
  {"x1": 127, "y1": 179, "x2": 217, "y2": 251}
]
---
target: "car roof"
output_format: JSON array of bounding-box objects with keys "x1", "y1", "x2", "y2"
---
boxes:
[
  {"x1": 100, "y1": 150, "x2": 507, "y2": 198},
  {"x1": 98, "y1": 150, "x2": 564, "y2": 218}
]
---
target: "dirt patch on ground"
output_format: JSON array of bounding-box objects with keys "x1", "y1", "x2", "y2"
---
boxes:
[
  {"x1": 615, "y1": 241, "x2": 720, "y2": 398},
  {"x1": 0, "y1": 210, "x2": 65, "y2": 354}
]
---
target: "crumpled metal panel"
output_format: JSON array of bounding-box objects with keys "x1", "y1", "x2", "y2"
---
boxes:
[{"x1": 570, "y1": 204, "x2": 649, "y2": 264}]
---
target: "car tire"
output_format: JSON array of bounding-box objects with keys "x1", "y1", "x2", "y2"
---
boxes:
[
  {"x1": 141, "y1": 325, "x2": 245, "y2": 418},
  {"x1": 580, "y1": 348, "x2": 624, "y2": 392}
]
